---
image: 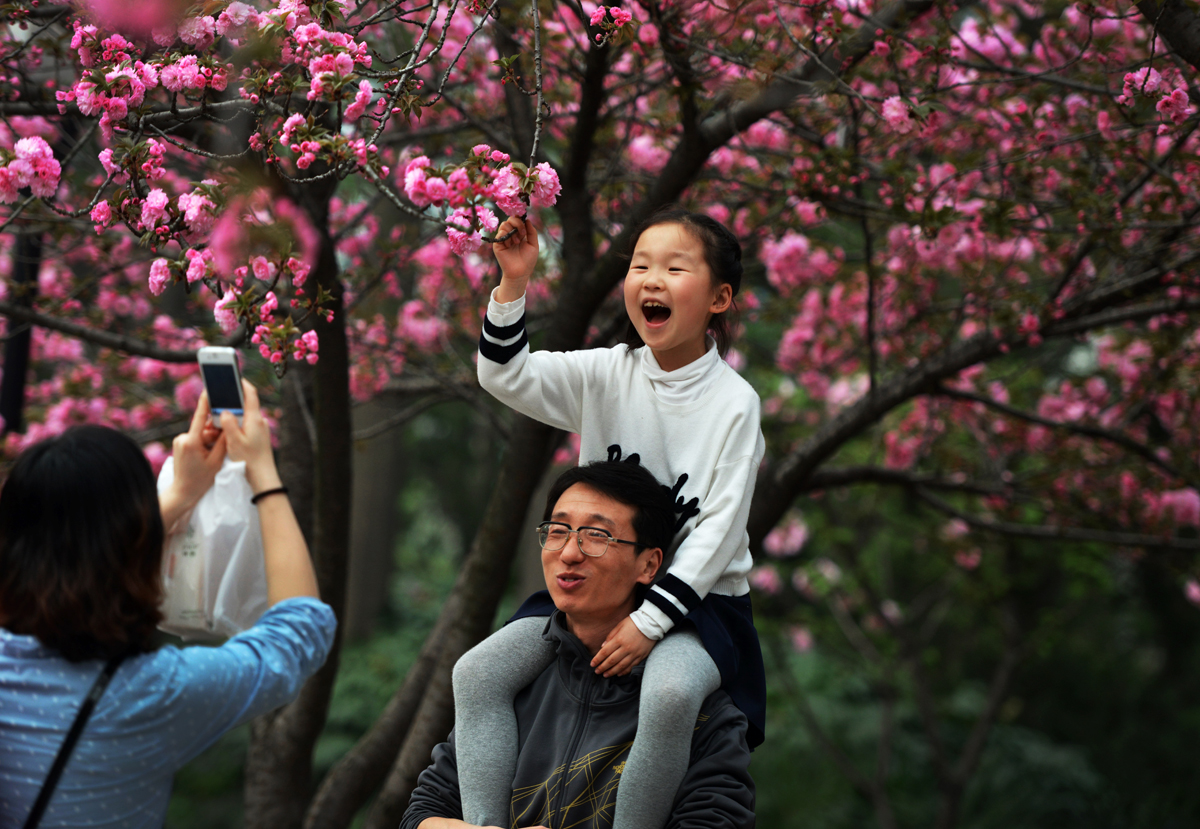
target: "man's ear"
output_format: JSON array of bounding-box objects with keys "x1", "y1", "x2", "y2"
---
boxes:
[{"x1": 637, "y1": 547, "x2": 663, "y2": 584}]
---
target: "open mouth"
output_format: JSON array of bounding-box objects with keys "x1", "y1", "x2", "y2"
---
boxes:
[{"x1": 642, "y1": 301, "x2": 671, "y2": 324}]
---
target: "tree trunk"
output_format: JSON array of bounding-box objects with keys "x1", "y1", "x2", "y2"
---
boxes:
[
  {"x1": 0, "y1": 233, "x2": 42, "y2": 435},
  {"x1": 244, "y1": 186, "x2": 353, "y2": 829}
]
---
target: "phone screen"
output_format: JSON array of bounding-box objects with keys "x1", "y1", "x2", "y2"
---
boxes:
[{"x1": 201, "y1": 363, "x2": 242, "y2": 411}]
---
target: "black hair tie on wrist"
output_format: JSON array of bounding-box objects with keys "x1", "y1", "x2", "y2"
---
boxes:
[{"x1": 251, "y1": 486, "x2": 289, "y2": 505}]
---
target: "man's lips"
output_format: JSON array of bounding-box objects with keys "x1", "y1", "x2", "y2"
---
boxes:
[{"x1": 556, "y1": 572, "x2": 586, "y2": 591}]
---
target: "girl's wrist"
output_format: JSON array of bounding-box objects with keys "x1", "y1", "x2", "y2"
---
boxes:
[{"x1": 495, "y1": 276, "x2": 528, "y2": 304}]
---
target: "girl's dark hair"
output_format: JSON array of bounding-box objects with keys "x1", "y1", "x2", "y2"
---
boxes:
[
  {"x1": 0, "y1": 425, "x2": 165, "y2": 661},
  {"x1": 622, "y1": 205, "x2": 744, "y2": 357},
  {"x1": 544, "y1": 460, "x2": 675, "y2": 553}
]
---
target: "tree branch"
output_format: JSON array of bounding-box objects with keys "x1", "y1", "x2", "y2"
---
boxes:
[
  {"x1": 933, "y1": 385, "x2": 1186, "y2": 483},
  {"x1": 0, "y1": 300, "x2": 234, "y2": 362},
  {"x1": 915, "y1": 487, "x2": 1200, "y2": 551}
]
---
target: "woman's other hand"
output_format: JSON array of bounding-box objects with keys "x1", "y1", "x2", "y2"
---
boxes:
[
  {"x1": 160, "y1": 392, "x2": 228, "y2": 532},
  {"x1": 219, "y1": 380, "x2": 280, "y2": 495}
]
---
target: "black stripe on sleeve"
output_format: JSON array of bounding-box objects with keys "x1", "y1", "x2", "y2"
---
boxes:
[
  {"x1": 478, "y1": 328, "x2": 529, "y2": 365},
  {"x1": 656, "y1": 574, "x2": 702, "y2": 612},
  {"x1": 645, "y1": 588, "x2": 687, "y2": 627},
  {"x1": 483, "y1": 313, "x2": 526, "y2": 341}
]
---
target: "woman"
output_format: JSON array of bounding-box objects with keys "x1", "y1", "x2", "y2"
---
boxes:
[{"x1": 0, "y1": 382, "x2": 336, "y2": 828}]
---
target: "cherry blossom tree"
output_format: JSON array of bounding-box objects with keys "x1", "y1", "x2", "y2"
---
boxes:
[{"x1": 2, "y1": 0, "x2": 1199, "y2": 826}]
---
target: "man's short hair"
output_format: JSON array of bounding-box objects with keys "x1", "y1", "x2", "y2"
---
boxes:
[{"x1": 543, "y1": 461, "x2": 675, "y2": 553}]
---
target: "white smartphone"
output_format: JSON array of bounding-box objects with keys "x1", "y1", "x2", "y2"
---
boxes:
[{"x1": 197, "y1": 346, "x2": 244, "y2": 428}]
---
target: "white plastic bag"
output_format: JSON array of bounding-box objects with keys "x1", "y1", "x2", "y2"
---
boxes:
[{"x1": 156, "y1": 457, "x2": 269, "y2": 639}]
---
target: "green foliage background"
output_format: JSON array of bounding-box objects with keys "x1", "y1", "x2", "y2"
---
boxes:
[{"x1": 165, "y1": 403, "x2": 1200, "y2": 828}]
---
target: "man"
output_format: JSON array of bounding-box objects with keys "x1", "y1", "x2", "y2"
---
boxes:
[{"x1": 401, "y1": 460, "x2": 755, "y2": 829}]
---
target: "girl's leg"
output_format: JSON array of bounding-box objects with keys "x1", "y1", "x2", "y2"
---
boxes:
[
  {"x1": 453, "y1": 616, "x2": 556, "y2": 827},
  {"x1": 613, "y1": 629, "x2": 720, "y2": 829}
]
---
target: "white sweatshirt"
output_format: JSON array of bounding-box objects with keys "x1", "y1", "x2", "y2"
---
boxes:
[{"x1": 478, "y1": 290, "x2": 765, "y2": 641}]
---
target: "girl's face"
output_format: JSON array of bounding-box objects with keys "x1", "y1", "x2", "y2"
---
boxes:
[{"x1": 624, "y1": 223, "x2": 732, "y2": 372}]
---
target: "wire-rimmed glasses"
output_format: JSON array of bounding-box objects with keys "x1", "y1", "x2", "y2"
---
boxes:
[{"x1": 536, "y1": 521, "x2": 642, "y2": 558}]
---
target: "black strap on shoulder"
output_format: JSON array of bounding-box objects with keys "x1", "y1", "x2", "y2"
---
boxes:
[{"x1": 22, "y1": 654, "x2": 123, "y2": 829}]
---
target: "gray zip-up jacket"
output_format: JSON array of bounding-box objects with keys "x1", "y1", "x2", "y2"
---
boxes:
[{"x1": 401, "y1": 613, "x2": 756, "y2": 829}]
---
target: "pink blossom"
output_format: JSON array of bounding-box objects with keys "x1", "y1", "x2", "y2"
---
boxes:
[
  {"x1": 301, "y1": 330, "x2": 319, "y2": 352},
  {"x1": 491, "y1": 165, "x2": 526, "y2": 217},
  {"x1": 216, "y1": 2, "x2": 259, "y2": 34},
  {"x1": 251, "y1": 256, "x2": 277, "y2": 281},
  {"x1": 954, "y1": 548, "x2": 982, "y2": 570},
  {"x1": 397, "y1": 299, "x2": 449, "y2": 348},
  {"x1": 763, "y1": 516, "x2": 809, "y2": 557},
  {"x1": 1186, "y1": 579, "x2": 1200, "y2": 607},
  {"x1": 404, "y1": 156, "x2": 432, "y2": 207},
  {"x1": 179, "y1": 16, "x2": 217, "y2": 49},
  {"x1": 1159, "y1": 488, "x2": 1200, "y2": 525},
  {"x1": 260, "y1": 291, "x2": 279, "y2": 318},
  {"x1": 882, "y1": 96, "x2": 915, "y2": 133},
  {"x1": 90, "y1": 200, "x2": 112, "y2": 232},
  {"x1": 424, "y1": 177, "x2": 449, "y2": 205},
  {"x1": 445, "y1": 206, "x2": 498, "y2": 255},
  {"x1": 789, "y1": 626, "x2": 814, "y2": 653},
  {"x1": 139, "y1": 188, "x2": 170, "y2": 230},
  {"x1": 749, "y1": 564, "x2": 782, "y2": 595},
  {"x1": 184, "y1": 248, "x2": 212, "y2": 283},
  {"x1": 529, "y1": 162, "x2": 561, "y2": 208},
  {"x1": 589, "y1": 7, "x2": 608, "y2": 25},
  {"x1": 610, "y1": 7, "x2": 632, "y2": 26},
  {"x1": 1156, "y1": 87, "x2": 1192, "y2": 125},
  {"x1": 11, "y1": 137, "x2": 61, "y2": 198},
  {"x1": 213, "y1": 292, "x2": 240, "y2": 332},
  {"x1": 1119, "y1": 66, "x2": 1162, "y2": 105},
  {"x1": 177, "y1": 191, "x2": 217, "y2": 233},
  {"x1": 627, "y1": 135, "x2": 669, "y2": 173},
  {"x1": 148, "y1": 258, "x2": 172, "y2": 296},
  {"x1": 0, "y1": 168, "x2": 16, "y2": 204},
  {"x1": 344, "y1": 79, "x2": 373, "y2": 120},
  {"x1": 814, "y1": 558, "x2": 841, "y2": 584},
  {"x1": 287, "y1": 257, "x2": 310, "y2": 287}
]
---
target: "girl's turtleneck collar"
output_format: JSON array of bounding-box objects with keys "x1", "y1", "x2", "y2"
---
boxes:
[{"x1": 639, "y1": 339, "x2": 722, "y2": 405}]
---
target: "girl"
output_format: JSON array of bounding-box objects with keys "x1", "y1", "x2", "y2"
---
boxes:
[{"x1": 457, "y1": 206, "x2": 765, "y2": 829}]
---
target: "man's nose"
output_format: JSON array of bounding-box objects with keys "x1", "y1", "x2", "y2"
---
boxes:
[{"x1": 560, "y1": 534, "x2": 586, "y2": 562}]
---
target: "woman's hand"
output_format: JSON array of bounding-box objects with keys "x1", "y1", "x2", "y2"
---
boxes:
[
  {"x1": 160, "y1": 392, "x2": 227, "y2": 533},
  {"x1": 219, "y1": 380, "x2": 281, "y2": 496},
  {"x1": 492, "y1": 216, "x2": 539, "y2": 303}
]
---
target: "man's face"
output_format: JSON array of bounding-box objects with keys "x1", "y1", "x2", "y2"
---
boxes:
[{"x1": 541, "y1": 483, "x2": 660, "y2": 629}]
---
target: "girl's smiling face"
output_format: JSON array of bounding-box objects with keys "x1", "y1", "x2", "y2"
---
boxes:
[{"x1": 624, "y1": 222, "x2": 733, "y2": 372}]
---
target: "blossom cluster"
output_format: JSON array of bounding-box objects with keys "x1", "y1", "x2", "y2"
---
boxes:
[
  {"x1": 402, "y1": 145, "x2": 561, "y2": 255},
  {"x1": 0, "y1": 137, "x2": 61, "y2": 203},
  {"x1": 589, "y1": 5, "x2": 633, "y2": 43}
]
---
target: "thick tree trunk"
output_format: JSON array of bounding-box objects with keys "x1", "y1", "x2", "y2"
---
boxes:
[
  {"x1": 244, "y1": 186, "x2": 353, "y2": 829},
  {"x1": 0, "y1": 233, "x2": 42, "y2": 435}
]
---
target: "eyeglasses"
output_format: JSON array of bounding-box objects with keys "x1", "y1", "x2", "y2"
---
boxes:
[{"x1": 536, "y1": 521, "x2": 643, "y2": 558}]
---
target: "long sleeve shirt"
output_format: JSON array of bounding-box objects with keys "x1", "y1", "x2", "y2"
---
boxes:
[
  {"x1": 479, "y1": 290, "x2": 765, "y2": 640},
  {"x1": 0, "y1": 597, "x2": 336, "y2": 829}
]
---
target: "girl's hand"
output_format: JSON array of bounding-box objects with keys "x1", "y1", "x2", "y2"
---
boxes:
[
  {"x1": 492, "y1": 216, "x2": 539, "y2": 302},
  {"x1": 591, "y1": 615, "x2": 656, "y2": 678},
  {"x1": 160, "y1": 392, "x2": 227, "y2": 532}
]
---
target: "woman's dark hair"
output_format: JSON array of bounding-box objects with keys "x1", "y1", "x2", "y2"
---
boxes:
[
  {"x1": 0, "y1": 425, "x2": 165, "y2": 661},
  {"x1": 622, "y1": 205, "x2": 744, "y2": 357},
  {"x1": 544, "y1": 460, "x2": 675, "y2": 553}
]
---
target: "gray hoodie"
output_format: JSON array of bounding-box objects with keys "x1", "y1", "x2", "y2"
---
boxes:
[{"x1": 402, "y1": 612, "x2": 755, "y2": 829}]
